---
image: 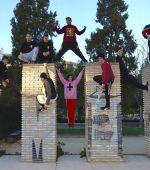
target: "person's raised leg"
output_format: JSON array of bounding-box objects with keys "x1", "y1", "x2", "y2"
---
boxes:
[{"x1": 127, "y1": 75, "x2": 148, "y2": 91}]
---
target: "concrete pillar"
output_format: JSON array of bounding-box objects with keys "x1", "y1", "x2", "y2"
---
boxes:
[
  {"x1": 142, "y1": 66, "x2": 150, "y2": 157},
  {"x1": 21, "y1": 64, "x2": 56, "y2": 162},
  {"x1": 85, "y1": 63, "x2": 123, "y2": 162}
]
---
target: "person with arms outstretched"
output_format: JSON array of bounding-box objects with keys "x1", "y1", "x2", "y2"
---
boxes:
[
  {"x1": 57, "y1": 68, "x2": 84, "y2": 127},
  {"x1": 54, "y1": 17, "x2": 88, "y2": 63}
]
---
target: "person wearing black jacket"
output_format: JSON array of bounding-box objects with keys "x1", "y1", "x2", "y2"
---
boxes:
[
  {"x1": 18, "y1": 32, "x2": 38, "y2": 63},
  {"x1": 116, "y1": 48, "x2": 148, "y2": 91},
  {"x1": 38, "y1": 34, "x2": 54, "y2": 63},
  {"x1": 0, "y1": 56, "x2": 9, "y2": 89}
]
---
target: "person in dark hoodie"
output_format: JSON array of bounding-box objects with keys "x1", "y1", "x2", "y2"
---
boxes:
[
  {"x1": 142, "y1": 24, "x2": 150, "y2": 61},
  {"x1": 93, "y1": 53, "x2": 115, "y2": 110},
  {"x1": 116, "y1": 48, "x2": 148, "y2": 91},
  {"x1": 0, "y1": 56, "x2": 9, "y2": 89},
  {"x1": 53, "y1": 17, "x2": 87, "y2": 63},
  {"x1": 18, "y1": 32, "x2": 38, "y2": 63},
  {"x1": 38, "y1": 34, "x2": 54, "y2": 63}
]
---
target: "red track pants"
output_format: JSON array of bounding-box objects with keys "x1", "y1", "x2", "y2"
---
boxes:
[{"x1": 66, "y1": 99, "x2": 76, "y2": 126}]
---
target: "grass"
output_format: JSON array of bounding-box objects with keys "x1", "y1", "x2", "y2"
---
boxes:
[
  {"x1": 57, "y1": 126, "x2": 144, "y2": 136},
  {"x1": 122, "y1": 126, "x2": 144, "y2": 136}
]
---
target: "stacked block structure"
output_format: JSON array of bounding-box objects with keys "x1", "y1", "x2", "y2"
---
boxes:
[
  {"x1": 21, "y1": 64, "x2": 57, "y2": 162},
  {"x1": 85, "y1": 63, "x2": 123, "y2": 162},
  {"x1": 142, "y1": 66, "x2": 150, "y2": 157}
]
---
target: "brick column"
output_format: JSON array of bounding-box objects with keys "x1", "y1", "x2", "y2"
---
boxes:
[
  {"x1": 21, "y1": 64, "x2": 57, "y2": 162},
  {"x1": 85, "y1": 63, "x2": 123, "y2": 162},
  {"x1": 142, "y1": 66, "x2": 150, "y2": 157}
]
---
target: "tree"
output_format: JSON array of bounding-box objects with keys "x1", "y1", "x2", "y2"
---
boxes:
[
  {"x1": 86, "y1": 0, "x2": 137, "y2": 72},
  {"x1": 10, "y1": 0, "x2": 58, "y2": 60}
]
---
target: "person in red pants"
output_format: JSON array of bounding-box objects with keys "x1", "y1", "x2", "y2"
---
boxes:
[{"x1": 57, "y1": 68, "x2": 84, "y2": 128}]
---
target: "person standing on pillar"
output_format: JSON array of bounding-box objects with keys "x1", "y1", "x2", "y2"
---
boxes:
[
  {"x1": 116, "y1": 48, "x2": 148, "y2": 91},
  {"x1": 18, "y1": 32, "x2": 38, "y2": 63},
  {"x1": 57, "y1": 68, "x2": 84, "y2": 128},
  {"x1": 142, "y1": 24, "x2": 150, "y2": 61},
  {"x1": 54, "y1": 17, "x2": 88, "y2": 63},
  {"x1": 38, "y1": 34, "x2": 54, "y2": 63},
  {"x1": 93, "y1": 53, "x2": 115, "y2": 110}
]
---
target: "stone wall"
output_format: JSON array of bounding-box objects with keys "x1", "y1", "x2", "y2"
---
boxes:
[
  {"x1": 142, "y1": 66, "x2": 150, "y2": 157},
  {"x1": 21, "y1": 64, "x2": 56, "y2": 162},
  {"x1": 85, "y1": 62, "x2": 123, "y2": 162}
]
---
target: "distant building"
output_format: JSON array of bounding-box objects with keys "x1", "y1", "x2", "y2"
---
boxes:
[
  {"x1": 0, "y1": 48, "x2": 4, "y2": 61},
  {"x1": 63, "y1": 60, "x2": 77, "y2": 69}
]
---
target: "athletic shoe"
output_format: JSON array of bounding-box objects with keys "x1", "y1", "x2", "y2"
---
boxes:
[{"x1": 101, "y1": 106, "x2": 110, "y2": 110}]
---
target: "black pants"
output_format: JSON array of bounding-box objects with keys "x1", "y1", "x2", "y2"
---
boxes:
[
  {"x1": 56, "y1": 42, "x2": 87, "y2": 62},
  {"x1": 93, "y1": 75, "x2": 114, "y2": 107},
  {"x1": 122, "y1": 74, "x2": 146, "y2": 90},
  {"x1": 148, "y1": 40, "x2": 150, "y2": 61},
  {"x1": 38, "y1": 56, "x2": 54, "y2": 63}
]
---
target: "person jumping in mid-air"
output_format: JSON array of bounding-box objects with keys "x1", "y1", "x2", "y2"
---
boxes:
[
  {"x1": 142, "y1": 24, "x2": 150, "y2": 61},
  {"x1": 116, "y1": 48, "x2": 148, "y2": 91},
  {"x1": 57, "y1": 68, "x2": 84, "y2": 128},
  {"x1": 54, "y1": 17, "x2": 88, "y2": 63}
]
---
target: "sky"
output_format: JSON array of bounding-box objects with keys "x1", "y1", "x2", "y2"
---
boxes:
[{"x1": 0, "y1": 0, "x2": 150, "y2": 63}]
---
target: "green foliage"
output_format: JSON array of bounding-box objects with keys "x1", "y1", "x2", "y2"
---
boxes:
[
  {"x1": 10, "y1": 0, "x2": 58, "y2": 60},
  {"x1": 80, "y1": 148, "x2": 86, "y2": 158},
  {"x1": 0, "y1": 150, "x2": 6, "y2": 157},
  {"x1": 57, "y1": 141, "x2": 64, "y2": 160},
  {"x1": 86, "y1": 0, "x2": 137, "y2": 68},
  {"x1": 0, "y1": 66, "x2": 21, "y2": 139},
  {"x1": 122, "y1": 126, "x2": 144, "y2": 136}
]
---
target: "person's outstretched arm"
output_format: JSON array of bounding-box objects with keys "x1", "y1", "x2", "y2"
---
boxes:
[
  {"x1": 75, "y1": 26, "x2": 86, "y2": 35},
  {"x1": 74, "y1": 69, "x2": 84, "y2": 85},
  {"x1": 55, "y1": 25, "x2": 65, "y2": 34},
  {"x1": 57, "y1": 69, "x2": 67, "y2": 84},
  {"x1": 44, "y1": 63, "x2": 50, "y2": 78}
]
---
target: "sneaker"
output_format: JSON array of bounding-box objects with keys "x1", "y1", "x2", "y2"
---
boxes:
[
  {"x1": 101, "y1": 106, "x2": 110, "y2": 110},
  {"x1": 37, "y1": 107, "x2": 44, "y2": 112}
]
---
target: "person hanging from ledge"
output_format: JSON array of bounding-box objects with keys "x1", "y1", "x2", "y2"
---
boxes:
[
  {"x1": 116, "y1": 48, "x2": 148, "y2": 91},
  {"x1": 142, "y1": 24, "x2": 150, "y2": 61},
  {"x1": 57, "y1": 68, "x2": 84, "y2": 128},
  {"x1": 18, "y1": 32, "x2": 38, "y2": 63},
  {"x1": 37, "y1": 34, "x2": 55, "y2": 63},
  {"x1": 37, "y1": 63, "x2": 57, "y2": 112},
  {"x1": 53, "y1": 17, "x2": 88, "y2": 63},
  {"x1": 0, "y1": 56, "x2": 9, "y2": 93},
  {"x1": 93, "y1": 53, "x2": 115, "y2": 111}
]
